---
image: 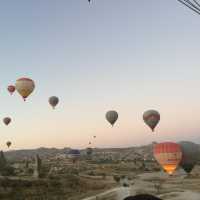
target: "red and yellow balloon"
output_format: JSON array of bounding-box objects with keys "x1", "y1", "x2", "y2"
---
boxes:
[{"x1": 153, "y1": 142, "x2": 182, "y2": 175}]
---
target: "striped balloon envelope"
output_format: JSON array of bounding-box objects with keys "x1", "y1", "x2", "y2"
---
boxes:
[
  {"x1": 143, "y1": 110, "x2": 160, "y2": 132},
  {"x1": 153, "y1": 142, "x2": 182, "y2": 175}
]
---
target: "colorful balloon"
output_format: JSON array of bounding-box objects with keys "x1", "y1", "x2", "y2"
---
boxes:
[
  {"x1": 7, "y1": 85, "x2": 15, "y2": 95},
  {"x1": 3, "y1": 117, "x2": 11, "y2": 126},
  {"x1": 153, "y1": 142, "x2": 182, "y2": 175},
  {"x1": 106, "y1": 110, "x2": 118, "y2": 126},
  {"x1": 6, "y1": 141, "x2": 12, "y2": 148},
  {"x1": 49, "y1": 96, "x2": 59, "y2": 109},
  {"x1": 179, "y1": 141, "x2": 199, "y2": 174},
  {"x1": 143, "y1": 110, "x2": 160, "y2": 132},
  {"x1": 15, "y1": 78, "x2": 35, "y2": 101}
]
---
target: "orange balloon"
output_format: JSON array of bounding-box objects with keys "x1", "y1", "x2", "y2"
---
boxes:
[{"x1": 153, "y1": 142, "x2": 182, "y2": 175}]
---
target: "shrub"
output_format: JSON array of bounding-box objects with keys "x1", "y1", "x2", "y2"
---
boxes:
[
  {"x1": 87, "y1": 171, "x2": 95, "y2": 176},
  {"x1": 1, "y1": 166, "x2": 15, "y2": 176},
  {"x1": 113, "y1": 175, "x2": 120, "y2": 183}
]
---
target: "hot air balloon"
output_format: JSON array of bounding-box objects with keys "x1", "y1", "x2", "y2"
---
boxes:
[
  {"x1": 15, "y1": 78, "x2": 35, "y2": 101},
  {"x1": 179, "y1": 141, "x2": 199, "y2": 174},
  {"x1": 3, "y1": 117, "x2": 11, "y2": 126},
  {"x1": 153, "y1": 142, "x2": 182, "y2": 175},
  {"x1": 177, "y1": 0, "x2": 200, "y2": 16},
  {"x1": 68, "y1": 149, "x2": 80, "y2": 163},
  {"x1": 7, "y1": 85, "x2": 15, "y2": 95},
  {"x1": 143, "y1": 110, "x2": 160, "y2": 132},
  {"x1": 49, "y1": 96, "x2": 59, "y2": 109},
  {"x1": 106, "y1": 110, "x2": 118, "y2": 127},
  {"x1": 86, "y1": 147, "x2": 93, "y2": 156},
  {"x1": 6, "y1": 141, "x2": 12, "y2": 148}
]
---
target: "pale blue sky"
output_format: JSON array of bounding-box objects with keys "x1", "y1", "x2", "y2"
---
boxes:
[{"x1": 0, "y1": 0, "x2": 200, "y2": 150}]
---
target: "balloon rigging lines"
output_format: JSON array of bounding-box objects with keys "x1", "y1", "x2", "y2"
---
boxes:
[{"x1": 177, "y1": 0, "x2": 200, "y2": 15}]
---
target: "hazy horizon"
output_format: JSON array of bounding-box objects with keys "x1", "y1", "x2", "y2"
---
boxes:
[
  {"x1": 5, "y1": 139, "x2": 200, "y2": 152},
  {"x1": 0, "y1": 1, "x2": 200, "y2": 150}
]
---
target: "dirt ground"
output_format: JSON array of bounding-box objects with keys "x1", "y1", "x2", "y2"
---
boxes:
[{"x1": 128, "y1": 168, "x2": 200, "y2": 200}]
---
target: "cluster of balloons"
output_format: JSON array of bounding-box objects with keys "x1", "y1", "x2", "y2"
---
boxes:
[
  {"x1": 83, "y1": 109, "x2": 159, "y2": 161},
  {"x1": 4, "y1": 117, "x2": 12, "y2": 149},
  {"x1": 105, "y1": 109, "x2": 160, "y2": 132},
  {"x1": 5, "y1": 78, "x2": 36, "y2": 149},
  {"x1": 105, "y1": 109, "x2": 199, "y2": 176},
  {"x1": 7, "y1": 77, "x2": 198, "y2": 175},
  {"x1": 4, "y1": 77, "x2": 61, "y2": 149},
  {"x1": 8, "y1": 77, "x2": 60, "y2": 108},
  {"x1": 153, "y1": 141, "x2": 199, "y2": 175}
]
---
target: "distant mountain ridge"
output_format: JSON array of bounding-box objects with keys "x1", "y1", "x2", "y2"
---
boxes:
[
  {"x1": 4, "y1": 142, "x2": 200, "y2": 161},
  {"x1": 4, "y1": 147, "x2": 71, "y2": 161}
]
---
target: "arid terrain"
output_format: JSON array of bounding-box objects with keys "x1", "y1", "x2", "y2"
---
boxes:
[{"x1": 0, "y1": 143, "x2": 199, "y2": 199}]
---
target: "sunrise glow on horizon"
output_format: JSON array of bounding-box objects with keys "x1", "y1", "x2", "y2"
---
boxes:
[{"x1": 0, "y1": 1, "x2": 199, "y2": 150}]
